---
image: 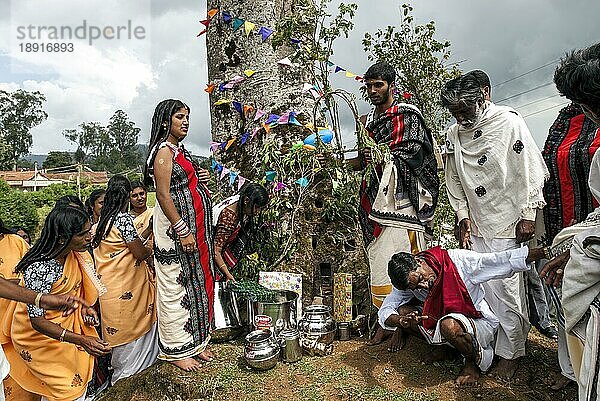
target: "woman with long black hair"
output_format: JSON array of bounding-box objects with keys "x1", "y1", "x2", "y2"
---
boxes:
[
  {"x1": 93, "y1": 175, "x2": 157, "y2": 384},
  {"x1": 0, "y1": 205, "x2": 110, "y2": 401},
  {"x1": 213, "y1": 182, "x2": 268, "y2": 282},
  {"x1": 144, "y1": 99, "x2": 215, "y2": 371}
]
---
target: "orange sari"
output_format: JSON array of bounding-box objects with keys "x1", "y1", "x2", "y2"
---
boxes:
[
  {"x1": 0, "y1": 252, "x2": 100, "y2": 401},
  {"x1": 94, "y1": 222, "x2": 156, "y2": 347},
  {"x1": 0, "y1": 234, "x2": 29, "y2": 323}
]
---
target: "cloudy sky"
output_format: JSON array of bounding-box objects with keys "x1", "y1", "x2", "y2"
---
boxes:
[{"x1": 0, "y1": 0, "x2": 598, "y2": 158}]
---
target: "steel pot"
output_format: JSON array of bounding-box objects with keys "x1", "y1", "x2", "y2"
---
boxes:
[
  {"x1": 244, "y1": 329, "x2": 280, "y2": 370},
  {"x1": 297, "y1": 304, "x2": 336, "y2": 345},
  {"x1": 212, "y1": 281, "x2": 243, "y2": 341},
  {"x1": 248, "y1": 290, "x2": 298, "y2": 335}
]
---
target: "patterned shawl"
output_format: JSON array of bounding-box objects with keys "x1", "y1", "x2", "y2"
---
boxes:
[
  {"x1": 359, "y1": 103, "x2": 439, "y2": 247},
  {"x1": 542, "y1": 104, "x2": 600, "y2": 244}
]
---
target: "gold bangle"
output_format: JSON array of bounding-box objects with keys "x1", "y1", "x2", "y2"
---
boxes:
[
  {"x1": 59, "y1": 328, "x2": 67, "y2": 342},
  {"x1": 34, "y1": 292, "x2": 43, "y2": 309}
]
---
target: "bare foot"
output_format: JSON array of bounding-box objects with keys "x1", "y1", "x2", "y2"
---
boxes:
[
  {"x1": 171, "y1": 358, "x2": 201, "y2": 372},
  {"x1": 387, "y1": 328, "x2": 408, "y2": 352},
  {"x1": 456, "y1": 362, "x2": 480, "y2": 385},
  {"x1": 422, "y1": 345, "x2": 453, "y2": 364},
  {"x1": 491, "y1": 357, "x2": 518, "y2": 380},
  {"x1": 197, "y1": 349, "x2": 214, "y2": 362},
  {"x1": 367, "y1": 324, "x2": 393, "y2": 346},
  {"x1": 203, "y1": 347, "x2": 215, "y2": 359},
  {"x1": 550, "y1": 374, "x2": 574, "y2": 391}
]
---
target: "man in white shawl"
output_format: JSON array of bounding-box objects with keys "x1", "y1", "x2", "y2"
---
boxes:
[{"x1": 441, "y1": 72, "x2": 548, "y2": 378}]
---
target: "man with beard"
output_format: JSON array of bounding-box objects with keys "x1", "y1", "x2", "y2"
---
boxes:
[
  {"x1": 379, "y1": 245, "x2": 546, "y2": 385},
  {"x1": 350, "y1": 62, "x2": 439, "y2": 347},
  {"x1": 441, "y1": 73, "x2": 548, "y2": 379}
]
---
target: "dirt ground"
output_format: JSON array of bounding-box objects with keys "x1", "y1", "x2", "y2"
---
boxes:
[{"x1": 98, "y1": 328, "x2": 577, "y2": 401}]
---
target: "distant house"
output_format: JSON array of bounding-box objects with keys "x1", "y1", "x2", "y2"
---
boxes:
[{"x1": 0, "y1": 170, "x2": 109, "y2": 191}]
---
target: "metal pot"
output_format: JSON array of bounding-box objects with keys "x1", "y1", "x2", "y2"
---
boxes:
[
  {"x1": 337, "y1": 322, "x2": 350, "y2": 341},
  {"x1": 279, "y1": 328, "x2": 302, "y2": 363},
  {"x1": 212, "y1": 281, "x2": 243, "y2": 341},
  {"x1": 244, "y1": 329, "x2": 280, "y2": 370},
  {"x1": 297, "y1": 304, "x2": 336, "y2": 345},
  {"x1": 248, "y1": 290, "x2": 298, "y2": 335}
]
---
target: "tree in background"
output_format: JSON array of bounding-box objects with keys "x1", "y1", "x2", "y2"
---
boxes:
[
  {"x1": 42, "y1": 151, "x2": 74, "y2": 170},
  {"x1": 0, "y1": 89, "x2": 48, "y2": 170},
  {"x1": 63, "y1": 110, "x2": 142, "y2": 173},
  {"x1": 0, "y1": 139, "x2": 13, "y2": 170},
  {"x1": 362, "y1": 3, "x2": 461, "y2": 246}
]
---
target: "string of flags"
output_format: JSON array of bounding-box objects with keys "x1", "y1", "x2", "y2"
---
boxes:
[
  {"x1": 197, "y1": 8, "x2": 363, "y2": 82},
  {"x1": 211, "y1": 158, "x2": 310, "y2": 191}
]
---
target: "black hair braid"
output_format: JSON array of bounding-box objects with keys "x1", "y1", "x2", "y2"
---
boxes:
[
  {"x1": 15, "y1": 206, "x2": 89, "y2": 274},
  {"x1": 93, "y1": 175, "x2": 132, "y2": 248},
  {"x1": 144, "y1": 99, "x2": 190, "y2": 187}
]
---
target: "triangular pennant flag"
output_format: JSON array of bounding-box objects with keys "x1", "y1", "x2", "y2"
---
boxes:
[
  {"x1": 326, "y1": 61, "x2": 335, "y2": 67},
  {"x1": 254, "y1": 109, "x2": 266, "y2": 121},
  {"x1": 219, "y1": 142, "x2": 227, "y2": 151},
  {"x1": 289, "y1": 112, "x2": 302, "y2": 126},
  {"x1": 265, "y1": 170, "x2": 277, "y2": 182},
  {"x1": 204, "y1": 83, "x2": 216, "y2": 94},
  {"x1": 295, "y1": 177, "x2": 309, "y2": 187},
  {"x1": 215, "y1": 163, "x2": 223, "y2": 173},
  {"x1": 277, "y1": 112, "x2": 290, "y2": 125},
  {"x1": 218, "y1": 83, "x2": 226, "y2": 92},
  {"x1": 251, "y1": 127, "x2": 260, "y2": 138},
  {"x1": 290, "y1": 38, "x2": 301, "y2": 45},
  {"x1": 222, "y1": 81, "x2": 235, "y2": 90},
  {"x1": 199, "y1": 18, "x2": 211, "y2": 27},
  {"x1": 214, "y1": 99, "x2": 231, "y2": 106},
  {"x1": 244, "y1": 21, "x2": 256, "y2": 37},
  {"x1": 209, "y1": 141, "x2": 221, "y2": 152},
  {"x1": 225, "y1": 138, "x2": 236, "y2": 150},
  {"x1": 263, "y1": 123, "x2": 271, "y2": 135},
  {"x1": 345, "y1": 71, "x2": 356, "y2": 78},
  {"x1": 258, "y1": 26, "x2": 274, "y2": 42},
  {"x1": 274, "y1": 181, "x2": 287, "y2": 191},
  {"x1": 244, "y1": 69, "x2": 256, "y2": 77},
  {"x1": 220, "y1": 166, "x2": 229, "y2": 180},
  {"x1": 265, "y1": 114, "x2": 280, "y2": 124},
  {"x1": 229, "y1": 171, "x2": 238, "y2": 186},
  {"x1": 355, "y1": 75, "x2": 363, "y2": 81},
  {"x1": 232, "y1": 18, "x2": 244, "y2": 31},
  {"x1": 211, "y1": 159, "x2": 218, "y2": 170},
  {"x1": 277, "y1": 57, "x2": 294, "y2": 67},
  {"x1": 196, "y1": 26, "x2": 208, "y2": 36},
  {"x1": 222, "y1": 11, "x2": 232, "y2": 23},
  {"x1": 241, "y1": 132, "x2": 250, "y2": 145},
  {"x1": 334, "y1": 66, "x2": 345, "y2": 73},
  {"x1": 232, "y1": 101, "x2": 243, "y2": 115},
  {"x1": 207, "y1": 8, "x2": 218, "y2": 19},
  {"x1": 243, "y1": 105, "x2": 254, "y2": 115},
  {"x1": 237, "y1": 175, "x2": 246, "y2": 191}
]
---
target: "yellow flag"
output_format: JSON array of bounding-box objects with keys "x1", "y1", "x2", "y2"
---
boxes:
[
  {"x1": 244, "y1": 21, "x2": 256, "y2": 37},
  {"x1": 225, "y1": 138, "x2": 236, "y2": 150},
  {"x1": 214, "y1": 99, "x2": 231, "y2": 106},
  {"x1": 244, "y1": 69, "x2": 256, "y2": 77},
  {"x1": 345, "y1": 71, "x2": 356, "y2": 78}
]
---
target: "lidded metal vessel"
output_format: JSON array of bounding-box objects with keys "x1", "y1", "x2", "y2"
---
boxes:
[
  {"x1": 297, "y1": 304, "x2": 337, "y2": 345},
  {"x1": 244, "y1": 329, "x2": 279, "y2": 370}
]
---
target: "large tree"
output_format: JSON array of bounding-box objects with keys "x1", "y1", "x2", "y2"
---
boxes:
[
  {"x1": 0, "y1": 89, "x2": 48, "y2": 170},
  {"x1": 43, "y1": 151, "x2": 74, "y2": 170}
]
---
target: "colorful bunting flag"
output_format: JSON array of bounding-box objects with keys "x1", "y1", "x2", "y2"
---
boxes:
[
  {"x1": 244, "y1": 21, "x2": 256, "y2": 37},
  {"x1": 225, "y1": 138, "x2": 236, "y2": 150},
  {"x1": 274, "y1": 181, "x2": 287, "y2": 191},
  {"x1": 345, "y1": 71, "x2": 356, "y2": 78},
  {"x1": 204, "y1": 83, "x2": 216, "y2": 93},
  {"x1": 229, "y1": 171, "x2": 238, "y2": 186},
  {"x1": 211, "y1": 159, "x2": 218, "y2": 170},
  {"x1": 266, "y1": 114, "x2": 280, "y2": 124},
  {"x1": 277, "y1": 57, "x2": 294, "y2": 67},
  {"x1": 244, "y1": 69, "x2": 256, "y2": 77},
  {"x1": 265, "y1": 171, "x2": 277, "y2": 182},
  {"x1": 220, "y1": 166, "x2": 230, "y2": 180},
  {"x1": 209, "y1": 141, "x2": 221, "y2": 152},
  {"x1": 214, "y1": 99, "x2": 231, "y2": 106},
  {"x1": 334, "y1": 66, "x2": 346, "y2": 73},
  {"x1": 241, "y1": 132, "x2": 250, "y2": 145},
  {"x1": 207, "y1": 8, "x2": 218, "y2": 18},
  {"x1": 258, "y1": 26, "x2": 274, "y2": 42},
  {"x1": 237, "y1": 175, "x2": 246, "y2": 190},
  {"x1": 290, "y1": 38, "x2": 302, "y2": 45},
  {"x1": 232, "y1": 18, "x2": 245, "y2": 31},
  {"x1": 277, "y1": 112, "x2": 290, "y2": 125},
  {"x1": 222, "y1": 11, "x2": 232, "y2": 23},
  {"x1": 289, "y1": 112, "x2": 302, "y2": 126},
  {"x1": 254, "y1": 109, "x2": 266, "y2": 121},
  {"x1": 243, "y1": 105, "x2": 254, "y2": 115},
  {"x1": 232, "y1": 101, "x2": 243, "y2": 115},
  {"x1": 296, "y1": 177, "x2": 309, "y2": 187}
]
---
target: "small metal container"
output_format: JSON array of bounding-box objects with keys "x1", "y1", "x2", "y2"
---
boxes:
[
  {"x1": 337, "y1": 322, "x2": 350, "y2": 341},
  {"x1": 244, "y1": 329, "x2": 280, "y2": 370},
  {"x1": 279, "y1": 328, "x2": 302, "y2": 363}
]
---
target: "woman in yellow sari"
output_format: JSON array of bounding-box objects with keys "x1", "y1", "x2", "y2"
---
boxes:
[
  {"x1": 0, "y1": 219, "x2": 29, "y2": 324},
  {"x1": 129, "y1": 181, "x2": 153, "y2": 238},
  {"x1": 0, "y1": 205, "x2": 110, "y2": 401},
  {"x1": 93, "y1": 175, "x2": 157, "y2": 385}
]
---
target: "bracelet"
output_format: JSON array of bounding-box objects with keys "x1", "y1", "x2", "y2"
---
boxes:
[
  {"x1": 172, "y1": 219, "x2": 191, "y2": 237},
  {"x1": 543, "y1": 246, "x2": 552, "y2": 261},
  {"x1": 34, "y1": 292, "x2": 43, "y2": 309},
  {"x1": 59, "y1": 328, "x2": 67, "y2": 342},
  {"x1": 219, "y1": 264, "x2": 227, "y2": 271}
]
